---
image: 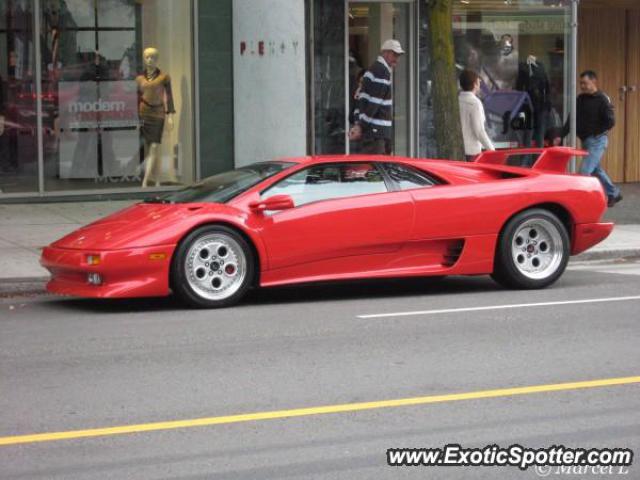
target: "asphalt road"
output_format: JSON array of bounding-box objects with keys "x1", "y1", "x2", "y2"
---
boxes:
[{"x1": 1, "y1": 261, "x2": 639, "y2": 479}]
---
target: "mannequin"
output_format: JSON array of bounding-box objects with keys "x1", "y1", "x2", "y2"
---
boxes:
[
  {"x1": 137, "y1": 47, "x2": 176, "y2": 187},
  {"x1": 516, "y1": 55, "x2": 551, "y2": 150},
  {"x1": 478, "y1": 34, "x2": 518, "y2": 92}
]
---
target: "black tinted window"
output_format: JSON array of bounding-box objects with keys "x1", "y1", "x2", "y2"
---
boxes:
[
  {"x1": 147, "y1": 162, "x2": 294, "y2": 204},
  {"x1": 382, "y1": 163, "x2": 436, "y2": 190}
]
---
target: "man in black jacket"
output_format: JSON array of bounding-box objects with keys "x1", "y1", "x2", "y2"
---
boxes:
[
  {"x1": 552, "y1": 70, "x2": 622, "y2": 207},
  {"x1": 348, "y1": 39, "x2": 404, "y2": 154}
]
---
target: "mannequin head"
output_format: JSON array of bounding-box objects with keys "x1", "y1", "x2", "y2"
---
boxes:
[
  {"x1": 143, "y1": 47, "x2": 159, "y2": 70},
  {"x1": 499, "y1": 34, "x2": 514, "y2": 56}
]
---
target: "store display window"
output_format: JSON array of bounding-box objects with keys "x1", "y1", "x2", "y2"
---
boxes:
[
  {"x1": 0, "y1": 0, "x2": 194, "y2": 196},
  {"x1": 451, "y1": 0, "x2": 571, "y2": 152}
]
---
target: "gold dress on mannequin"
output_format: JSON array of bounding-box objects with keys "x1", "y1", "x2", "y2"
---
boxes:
[{"x1": 136, "y1": 68, "x2": 175, "y2": 145}]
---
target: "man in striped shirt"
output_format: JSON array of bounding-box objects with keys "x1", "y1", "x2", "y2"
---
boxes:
[{"x1": 349, "y1": 39, "x2": 404, "y2": 154}]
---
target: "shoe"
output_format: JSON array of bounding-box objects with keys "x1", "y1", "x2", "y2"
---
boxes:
[{"x1": 607, "y1": 193, "x2": 623, "y2": 208}]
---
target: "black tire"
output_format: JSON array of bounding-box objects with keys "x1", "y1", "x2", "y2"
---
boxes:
[
  {"x1": 171, "y1": 225, "x2": 255, "y2": 308},
  {"x1": 491, "y1": 208, "x2": 569, "y2": 289}
]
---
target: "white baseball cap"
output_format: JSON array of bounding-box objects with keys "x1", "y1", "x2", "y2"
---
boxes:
[{"x1": 381, "y1": 39, "x2": 405, "y2": 54}]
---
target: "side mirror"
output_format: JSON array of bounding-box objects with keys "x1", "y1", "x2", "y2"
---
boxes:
[{"x1": 249, "y1": 194, "x2": 295, "y2": 213}]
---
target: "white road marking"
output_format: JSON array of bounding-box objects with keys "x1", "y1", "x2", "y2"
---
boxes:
[{"x1": 357, "y1": 296, "x2": 640, "y2": 319}]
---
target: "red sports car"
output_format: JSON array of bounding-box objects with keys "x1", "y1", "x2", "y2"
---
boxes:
[{"x1": 41, "y1": 148, "x2": 613, "y2": 308}]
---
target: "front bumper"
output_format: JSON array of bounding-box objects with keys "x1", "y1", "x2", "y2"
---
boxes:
[
  {"x1": 41, "y1": 245, "x2": 176, "y2": 298},
  {"x1": 571, "y1": 222, "x2": 614, "y2": 256}
]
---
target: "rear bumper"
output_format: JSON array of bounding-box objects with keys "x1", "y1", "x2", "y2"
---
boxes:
[
  {"x1": 41, "y1": 245, "x2": 176, "y2": 298},
  {"x1": 571, "y1": 222, "x2": 614, "y2": 255}
]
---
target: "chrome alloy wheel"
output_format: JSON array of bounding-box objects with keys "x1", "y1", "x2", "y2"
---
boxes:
[
  {"x1": 511, "y1": 218, "x2": 564, "y2": 280},
  {"x1": 185, "y1": 234, "x2": 247, "y2": 301}
]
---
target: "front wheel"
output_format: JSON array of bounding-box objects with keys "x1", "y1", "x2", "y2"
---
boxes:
[
  {"x1": 171, "y1": 225, "x2": 255, "y2": 308},
  {"x1": 491, "y1": 209, "x2": 569, "y2": 289}
]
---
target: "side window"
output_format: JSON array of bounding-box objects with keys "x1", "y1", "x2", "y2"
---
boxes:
[
  {"x1": 382, "y1": 163, "x2": 437, "y2": 190},
  {"x1": 262, "y1": 163, "x2": 387, "y2": 207}
]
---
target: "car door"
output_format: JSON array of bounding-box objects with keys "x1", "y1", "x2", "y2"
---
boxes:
[
  {"x1": 254, "y1": 162, "x2": 414, "y2": 271},
  {"x1": 378, "y1": 161, "x2": 459, "y2": 239}
]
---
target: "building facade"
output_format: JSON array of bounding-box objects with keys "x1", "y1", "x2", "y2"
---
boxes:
[{"x1": 0, "y1": 0, "x2": 637, "y2": 200}]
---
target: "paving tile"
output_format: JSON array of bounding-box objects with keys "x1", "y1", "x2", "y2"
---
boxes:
[
  {"x1": 0, "y1": 247, "x2": 48, "y2": 279},
  {"x1": 0, "y1": 224, "x2": 82, "y2": 248}
]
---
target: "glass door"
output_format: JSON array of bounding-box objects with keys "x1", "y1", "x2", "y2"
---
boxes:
[
  {"x1": 347, "y1": 0, "x2": 414, "y2": 156},
  {"x1": 0, "y1": 0, "x2": 39, "y2": 194}
]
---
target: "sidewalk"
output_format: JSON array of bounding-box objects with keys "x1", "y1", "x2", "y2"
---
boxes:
[
  {"x1": 0, "y1": 200, "x2": 134, "y2": 281},
  {"x1": 1, "y1": 184, "x2": 639, "y2": 284}
]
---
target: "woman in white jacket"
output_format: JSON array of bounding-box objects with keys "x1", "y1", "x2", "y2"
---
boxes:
[{"x1": 458, "y1": 69, "x2": 495, "y2": 161}]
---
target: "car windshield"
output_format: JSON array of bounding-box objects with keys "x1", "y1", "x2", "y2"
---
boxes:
[{"x1": 145, "y1": 162, "x2": 295, "y2": 204}]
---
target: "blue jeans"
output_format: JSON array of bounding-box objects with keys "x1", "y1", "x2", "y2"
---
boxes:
[{"x1": 581, "y1": 134, "x2": 620, "y2": 198}]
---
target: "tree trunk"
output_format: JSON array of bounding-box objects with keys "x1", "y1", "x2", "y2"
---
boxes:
[{"x1": 426, "y1": 0, "x2": 464, "y2": 160}]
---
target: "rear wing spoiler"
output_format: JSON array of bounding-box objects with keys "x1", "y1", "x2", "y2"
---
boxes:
[{"x1": 474, "y1": 147, "x2": 587, "y2": 174}]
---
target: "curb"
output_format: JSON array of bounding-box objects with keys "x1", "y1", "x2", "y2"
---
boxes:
[
  {"x1": 0, "y1": 277, "x2": 48, "y2": 297},
  {"x1": 573, "y1": 249, "x2": 640, "y2": 262},
  {"x1": 0, "y1": 276, "x2": 49, "y2": 285}
]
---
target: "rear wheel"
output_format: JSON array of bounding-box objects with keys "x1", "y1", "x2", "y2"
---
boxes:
[
  {"x1": 491, "y1": 209, "x2": 569, "y2": 289},
  {"x1": 171, "y1": 225, "x2": 255, "y2": 308}
]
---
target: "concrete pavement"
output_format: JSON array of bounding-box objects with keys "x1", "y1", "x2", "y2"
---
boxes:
[
  {"x1": 0, "y1": 200, "x2": 134, "y2": 280},
  {"x1": 0, "y1": 183, "x2": 639, "y2": 284}
]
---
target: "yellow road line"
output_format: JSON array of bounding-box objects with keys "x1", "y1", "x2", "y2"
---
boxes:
[{"x1": 1, "y1": 376, "x2": 638, "y2": 447}]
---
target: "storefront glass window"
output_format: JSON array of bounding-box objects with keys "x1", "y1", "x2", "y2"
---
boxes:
[
  {"x1": 312, "y1": 0, "x2": 345, "y2": 155},
  {"x1": 0, "y1": 0, "x2": 38, "y2": 194},
  {"x1": 312, "y1": 0, "x2": 415, "y2": 156},
  {"x1": 417, "y1": 0, "x2": 571, "y2": 158},
  {"x1": 348, "y1": 2, "x2": 412, "y2": 156},
  {"x1": 39, "y1": 0, "x2": 194, "y2": 193},
  {"x1": 450, "y1": 0, "x2": 571, "y2": 152}
]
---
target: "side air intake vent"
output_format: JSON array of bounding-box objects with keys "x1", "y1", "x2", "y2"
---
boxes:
[{"x1": 443, "y1": 240, "x2": 465, "y2": 267}]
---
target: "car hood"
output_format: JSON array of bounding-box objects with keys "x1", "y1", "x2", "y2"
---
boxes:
[{"x1": 51, "y1": 203, "x2": 240, "y2": 250}]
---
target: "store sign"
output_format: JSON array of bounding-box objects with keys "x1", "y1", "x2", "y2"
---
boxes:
[
  {"x1": 239, "y1": 39, "x2": 302, "y2": 57},
  {"x1": 68, "y1": 99, "x2": 126, "y2": 114},
  {"x1": 518, "y1": 17, "x2": 566, "y2": 34},
  {"x1": 58, "y1": 81, "x2": 139, "y2": 130},
  {"x1": 457, "y1": 16, "x2": 566, "y2": 35}
]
